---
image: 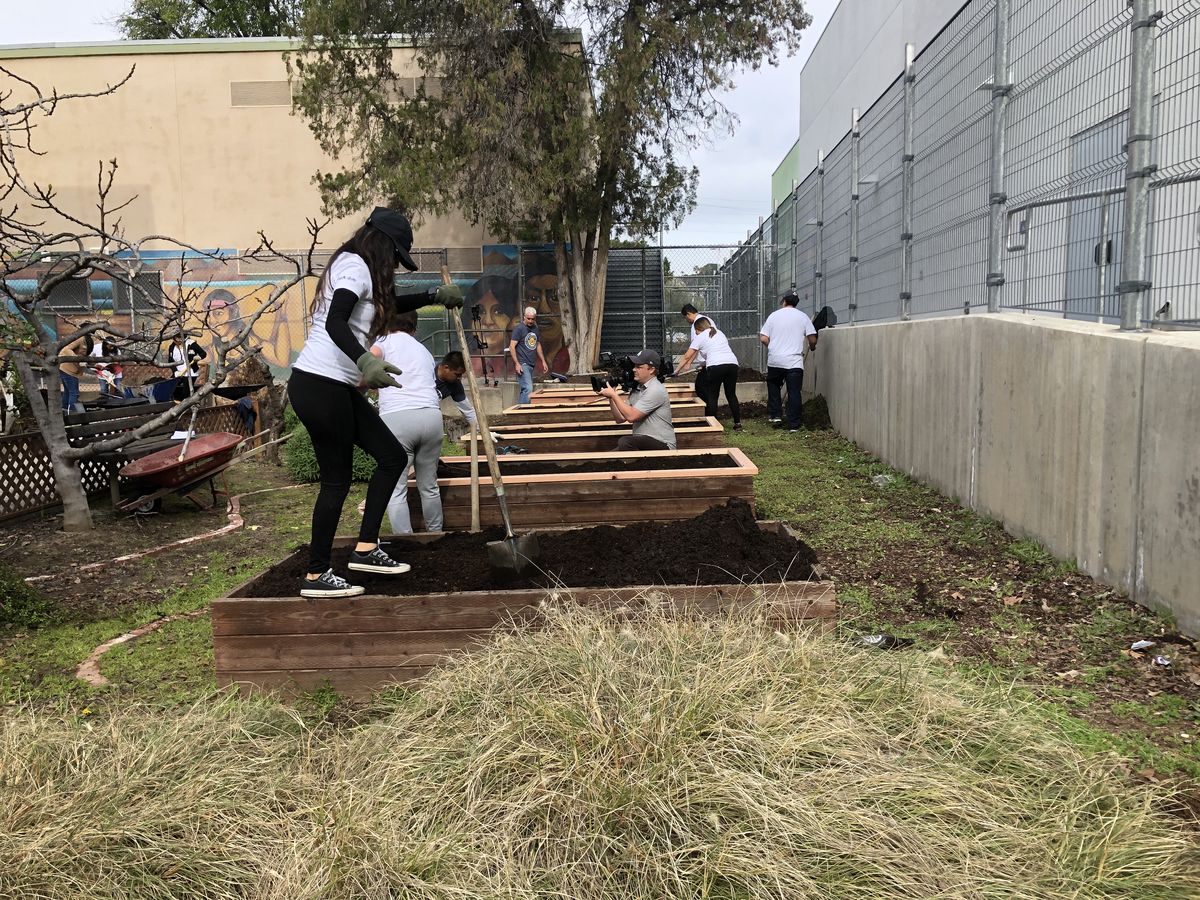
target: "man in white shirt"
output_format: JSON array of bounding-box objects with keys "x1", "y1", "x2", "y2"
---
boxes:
[{"x1": 758, "y1": 291, "x2": 817, "y2": 432}]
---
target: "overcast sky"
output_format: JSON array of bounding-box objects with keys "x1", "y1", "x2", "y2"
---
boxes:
[{"x1": 4, "y1": 0, "x2": 839, "y2": 247}]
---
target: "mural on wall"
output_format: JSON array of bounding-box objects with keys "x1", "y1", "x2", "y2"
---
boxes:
[
  {"x1": 39, "y1": 245, "x2": 571, "y2": 387},
  {"x1": 520, "y1": 247, "x2": 569, "y2": 374},
  {"x1": 189, "y1": 278, "x2": 312, "y2": 380},
  {"x1": 457, "y1": 244, "x2": 570, "y2": 380}
]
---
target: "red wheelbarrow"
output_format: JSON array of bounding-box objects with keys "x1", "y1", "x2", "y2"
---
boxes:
[{"x1": 117, "y1": 431, "x2": 249, "y2": 514}]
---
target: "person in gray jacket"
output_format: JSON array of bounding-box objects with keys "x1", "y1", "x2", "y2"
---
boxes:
[{"x1": 599, "y1": 349, "x2": 677, "y2": 450}]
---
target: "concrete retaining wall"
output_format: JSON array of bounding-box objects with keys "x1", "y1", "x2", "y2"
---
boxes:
[{"x1": 810, "y1": 313, "x2": 1200, "y2": 634}]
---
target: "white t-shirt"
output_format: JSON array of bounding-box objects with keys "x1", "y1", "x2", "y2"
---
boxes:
[
  {"x1": 292, "y1": 253, "x2": 377, "y2": 386},
  {"x1": 169, "y1": 340, "x2": 204, "y2": 378},
  {"x1": 759, "y1": 306, "x2": 816, "y2": 370},
  {"x1": 690, "y1": 326, "x2": 739, "y2": 368},
  {"x1": 687, "y1": 315, "x2": 719, "y2": 364},
  {"x1": 373, "y1": 331, "x2": 439, "y2": 415}
]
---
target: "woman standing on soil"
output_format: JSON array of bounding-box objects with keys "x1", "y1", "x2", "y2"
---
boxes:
[
  {"x1": 676, "y1": 317, "x2": 742, "y2": 431},
  {"x1": 370, "y1": 309, "x2": 447, "y2": 535},
  {"x1": 288, "y1": 207, "x2": 463, "y2": 598}
]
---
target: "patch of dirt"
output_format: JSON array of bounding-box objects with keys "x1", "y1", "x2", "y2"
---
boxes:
[
  {"x1": 236, "y1": 499, "x2": 818, "y2": 597},
  {"x1": 819, "y1": 472, "x2": 1200, "y2": 784},
  {"x1": 0, "y1": 461, "x2": 300, "y2": 623}
]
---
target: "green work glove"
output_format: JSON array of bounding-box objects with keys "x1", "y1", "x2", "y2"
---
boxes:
[
  {"x1": 356, "y1": 352, "x2": 402, "y2": 389},
  {"x1": 435, "y1": 283, "x2": 464, "y2": 309}
]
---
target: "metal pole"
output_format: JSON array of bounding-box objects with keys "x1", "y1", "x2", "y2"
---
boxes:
[
  {"x1": 1118, "y1": 0, "x2": 1159, "y2": 331},
  {"x1": 986, "y1": 0, "x2": 1013, "y2": 313},
  {"x1": 1097, "y1": 193, "x2": 1111, "y2": 322},
  {"x1": 791, "y1": 179, "x2": 799, "y2": 291},
  {"x1": 639, "y1": 246, "x2": 647, "y2": 348},
  {"x1": 757, "y1": 217, "x2": 765, "y2": 345},
  {"x1": 816, "y1": 150, "x2": 826, "y2": 315},
  {"x1": 901, "y1": 43, "x2": 916, "y2": 321},
  {"x1": 849, "y1": 108, "x2": 860, "y2": 325}
]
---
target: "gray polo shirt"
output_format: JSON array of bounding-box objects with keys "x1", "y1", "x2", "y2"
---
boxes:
[{"x1": 628, "y1": 377, "x2": 676, "y2": 449}]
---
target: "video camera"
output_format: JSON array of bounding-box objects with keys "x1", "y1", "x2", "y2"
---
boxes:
[{"x1": 590, "y1": 351, "x2": 674, "y2": 393}]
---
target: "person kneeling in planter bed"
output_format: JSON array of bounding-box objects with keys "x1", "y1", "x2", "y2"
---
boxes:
[
  {"x1": 599, "y1": 349, "x2": 677, "y2": 451},
  {"x1": 288, "y1": 206, "x2": 463, "y2": 598}
]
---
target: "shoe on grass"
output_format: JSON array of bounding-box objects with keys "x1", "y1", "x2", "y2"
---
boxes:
[
  {"x1": 732, "y1": 423, "x2": 743, "y2": 431},
  {"x1": 348, "y1": 545, "x2": 412, "y2": 575},
  {"x1": 768, "y1": 417, "x2": 781, "y2": 423},
  {"x1": 300, "y1": 569, "x2": 364, "y2": 598}
]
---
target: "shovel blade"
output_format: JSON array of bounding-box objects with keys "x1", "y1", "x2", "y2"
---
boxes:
[{"x1": 487, "y1": 532, "x2": 541, "y2": 576}]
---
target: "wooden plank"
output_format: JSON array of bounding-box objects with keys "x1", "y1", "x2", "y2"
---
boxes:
[
  {"x1": 218, "y1": 666, "x2": 434, "y2": 696},
  {"x1": 213, "y1": 582, "x2": 837, "y2": 637},
  {"x1": 214, "y1": 629, "x2": 493, "y2": 671},
  {"x1": 485, "y1": 431, "x2": 724, "y2": 454},
  {"x1": 436, "y1": 474, "x2": 751, "y2": 504},
  {"x1": 491, "y1": 416, "x2": 716, "y2": 437},
  {"x1": 64, "y1": 401, "x2": 174, "y2": 427},
  {"x1": 498, "y1": 400, "x2": 706, "y2": 426},
  {"x1": 436, "y1": 496, "x2": 753, "y2": 529}
]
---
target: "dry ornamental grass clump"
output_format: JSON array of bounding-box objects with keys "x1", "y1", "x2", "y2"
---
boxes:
[{"x1": 1, "y1": 603, "x2": 1198, "y2": 898}]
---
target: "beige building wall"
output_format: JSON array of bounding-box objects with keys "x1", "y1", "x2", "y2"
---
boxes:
[{"x1": 0, "y1": 38, "x2": 488, "y2": 252}]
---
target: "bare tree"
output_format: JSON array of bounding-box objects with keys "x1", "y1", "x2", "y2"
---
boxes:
[{"x1": 1, "y1": 65, "x2": 322, "y2": 530}]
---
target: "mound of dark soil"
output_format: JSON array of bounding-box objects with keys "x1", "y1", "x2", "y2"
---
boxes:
[
  {"x1": 803, "y1": 394, "x2": 832, "y2": 430},
  {"x1": 237, "y1": 499, "x2": 817, "y2": 597}
]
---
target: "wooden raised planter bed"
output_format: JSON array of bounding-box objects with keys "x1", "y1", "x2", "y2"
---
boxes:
[
  {"x1": 213, "y1": 521, "x2": 836, "y2": 698},
  {"x1": 528, "y1": 383, "x2": 697, "y2": 405},
  {"x1": 490, "y1": 415, "x2": 725, "y2": 454},
  {"x1": 410, "y1": 446, "x2": 757, "y2": 530},
  {"x1": 498, "y1": 398, "x2": 706, "y2": 426}
]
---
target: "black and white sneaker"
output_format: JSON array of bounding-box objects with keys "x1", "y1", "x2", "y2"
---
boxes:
[
  {"x1": 300, "y1": 569, "x2": 364, "y2": 598},
  {"x1": 768, "y1": 417, "x2": 782, "y2": 424},
  {"x1": 348, "y1": 545, "x2": 412, "y2": 575}
]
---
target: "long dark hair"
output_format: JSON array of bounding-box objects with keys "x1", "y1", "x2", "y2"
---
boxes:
[{"x1": 312, "y1": 223, "x2": 397, "y2": 341}]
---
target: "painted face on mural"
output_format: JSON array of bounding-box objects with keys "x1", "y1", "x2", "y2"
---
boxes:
[
  {"x1": 525, "y1": 274, "x2": 561, "y2": 347},
  {"x1": 203, "y1": 289, "x2": 240, "y2": 343},
  {"x1": 475, "y1": 289, "x2": 513, "y2": 339}
]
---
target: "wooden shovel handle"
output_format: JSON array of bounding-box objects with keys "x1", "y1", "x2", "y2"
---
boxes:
[{"x1": 442, "y1": 266, "x2": 516, "y2": 538}]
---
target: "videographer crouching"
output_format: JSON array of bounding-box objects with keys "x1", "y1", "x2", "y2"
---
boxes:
[{"x1": 599, "y1": 349, "x2": 677, "y2": 451}]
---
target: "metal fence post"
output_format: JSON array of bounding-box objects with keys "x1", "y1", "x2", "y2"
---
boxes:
[
  {"x1": 1118, "y1": 0, "x2": 1160, "y2": 331},
  {"x1": 849, "y1": 108, "x2": 860, "y2": 325},
  {"x1": 816, "y1": 150, "x2": 826, "y2": 314},
  {"x1": 791, "y1": 180, "x2": 799, "y2": 291},
  {"x1": 986, "y1": 0, "x2": 1013, "y2": 313},
  {"x1": 900, "y1": 43, "x2": 916, "y2": 321}
]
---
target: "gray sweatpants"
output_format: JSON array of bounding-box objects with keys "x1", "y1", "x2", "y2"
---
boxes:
[{"x1": 381, "y1": 407, "x2": 445, "y2": 533}]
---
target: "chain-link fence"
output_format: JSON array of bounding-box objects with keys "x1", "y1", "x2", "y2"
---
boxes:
[{"x1": 733, "y1": 0, "x2": 1200, "y2": 330}]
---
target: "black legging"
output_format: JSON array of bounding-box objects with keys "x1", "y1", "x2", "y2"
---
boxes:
[
  {"x1": 289, "y1": 368, "x2": 407, "y2": 575},
  {"x1": 699, "y1": 363, "x2": 741, "y2": 425}
]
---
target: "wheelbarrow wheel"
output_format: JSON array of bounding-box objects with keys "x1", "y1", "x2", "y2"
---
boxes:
[{"x1": 134, "y1": 498, "x2": 163, "y2": 516}]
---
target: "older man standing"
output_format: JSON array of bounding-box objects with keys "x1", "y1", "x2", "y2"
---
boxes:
[
  {"x1": 509, "y1": 306, "x2": 549, "y2": 404},
  {"x1": 599, "y1": 349, "x2": 677, "y2": 451},
  {"x1": 759, "y1": 291, "x2": 817, "y2": 432}
]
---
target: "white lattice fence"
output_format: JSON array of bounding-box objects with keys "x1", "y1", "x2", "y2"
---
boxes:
[{"x1": 0, "y1": 432, "x2": 110, "y2": 521}]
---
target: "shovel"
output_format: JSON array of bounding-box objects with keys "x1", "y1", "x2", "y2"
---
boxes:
[{"x1": 443, "y1": 266, "x2": 540, "y2": 576}]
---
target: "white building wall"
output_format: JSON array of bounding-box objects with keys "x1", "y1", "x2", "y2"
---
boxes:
[{"x1": 781, "y1": 0, "x2": 965, "y2": 194}]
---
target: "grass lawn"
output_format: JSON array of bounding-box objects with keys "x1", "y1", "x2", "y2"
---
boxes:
[{"x1": 2, "y1": 417, "x2": 1199, "y2": 791}]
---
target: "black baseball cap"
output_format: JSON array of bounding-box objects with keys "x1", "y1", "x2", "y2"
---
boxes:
[
  {"x1": 628, "y1": 349, "x2": 661, "y2": 368},
  {"x1": 366, "y1": 207, "x2": 419, "y2": 272}
]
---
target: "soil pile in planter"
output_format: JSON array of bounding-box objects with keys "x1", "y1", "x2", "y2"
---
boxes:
[{"x1": 240, "y1": 499, "x2": 817, "y2": 597}]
